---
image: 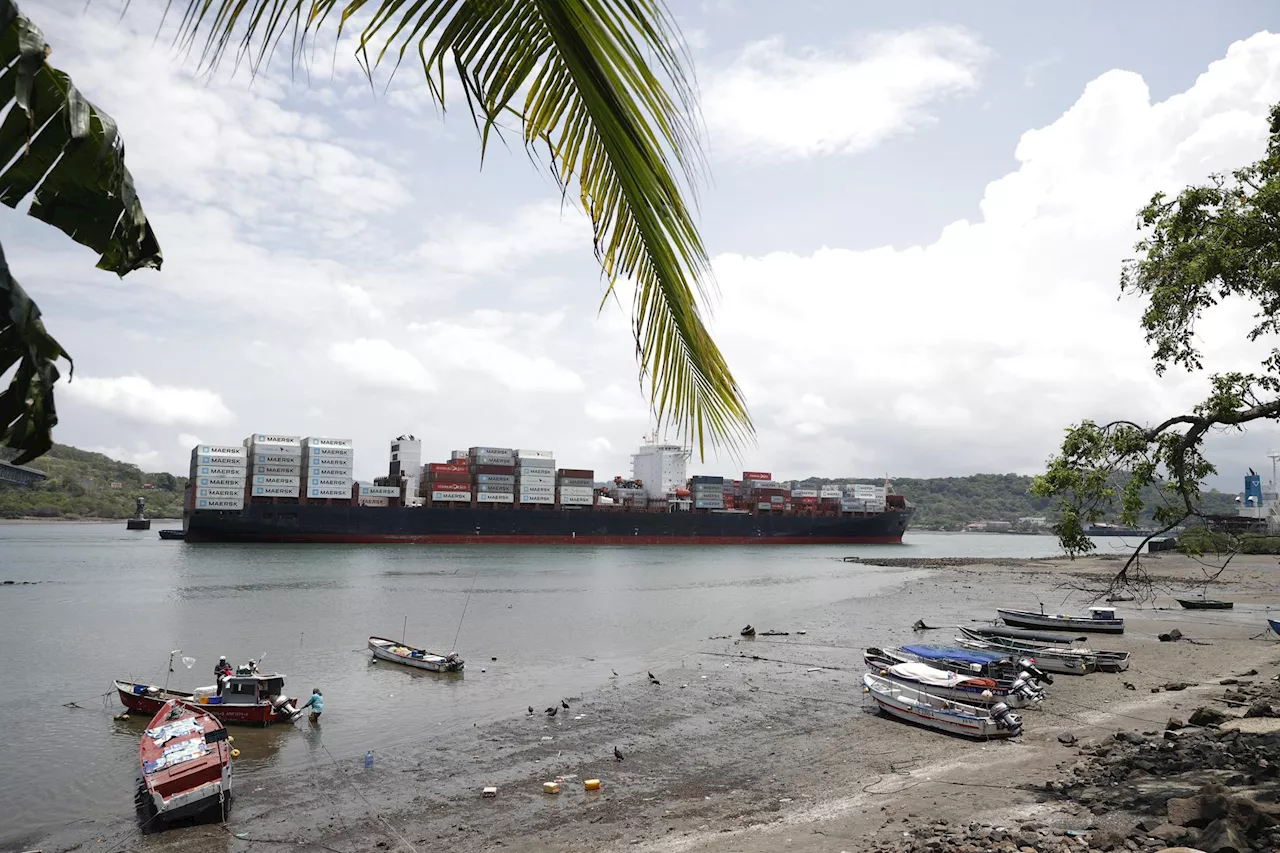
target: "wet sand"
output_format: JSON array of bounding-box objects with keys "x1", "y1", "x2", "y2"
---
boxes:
[{"x1": 42, "y1": 553, "x2": 1280, "y2": 853}]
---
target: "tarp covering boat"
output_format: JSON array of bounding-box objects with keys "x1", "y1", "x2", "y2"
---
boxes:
[
  {"x1": 887, "y1": 662, "x2": 996, "y2": 689},
  {"x1": 901, "y1": 644, "x2": 1010, "y2": 664}
]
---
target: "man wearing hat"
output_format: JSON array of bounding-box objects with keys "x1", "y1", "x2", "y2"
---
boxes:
[{"x1": 214, "y1": 656, "x2": 232, "y2": 695}]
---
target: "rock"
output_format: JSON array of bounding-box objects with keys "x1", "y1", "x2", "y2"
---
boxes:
[
  {"x1": 1167, "y1": 718, "x2": 1185, "y2": 731},
  {"x1": 1152, "y1": 688, "x2": 1162, "y2": 693},
  {"x1": 1196, "y1": 817, "x2": 1246, "y2": 853},
  {"x1": 1188, "y1": 708, "x2": 1229, "y2": 727},
  {"x1": 1219, "y1": 679, "x2": 1238, "y2": 686},
  {"x1": 1223, "y1": 691, "x2": 1249, "y2": 704},
  {"x1": 1159, "y1": 629, "x2": 1183, "y2": 642},
  {"x1": 1164, "y1": 682, "x2": 1193, "y2": 692},
  {"x1": 1117, "y1": 731, "x2": 1146, "y2": 745},
  {"x1": 1060, "y1": 732, "x2": 1079, "y2": 745},
  {"x1": 1168, "y1": 790, "x2": 1227, "y2": 828},
  {"x1": 1092, "y1": 829, "x2": 1127, "y2": 851},
  {"x1": 1244, "y1": 701, "x2": 1278, "y2": 719},
  {"x1": 1147, "y1": 825, "x2": 1191, "y2": 845},
  {"x1": 1150, "y1": 849, "x2": 1209, "y2": 853}
]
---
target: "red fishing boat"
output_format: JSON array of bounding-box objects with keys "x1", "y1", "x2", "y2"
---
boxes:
[
  {"x1": 139, "y1": 699, "x2": 232, "y2": 821},
  {"x1": 116, "y1": 669, "x2": 302, "y2": 727}
]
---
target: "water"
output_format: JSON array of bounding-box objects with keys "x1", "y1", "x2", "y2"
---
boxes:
[{"x1": 0, "y1": 523, "x2": 1064, "y2": 845}]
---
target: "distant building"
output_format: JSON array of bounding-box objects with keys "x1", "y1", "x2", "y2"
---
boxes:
[
  {"x1": 1018, "y1": 517, "x2": 1048, "y2": 527},
  {"x1": 142, "y1": 482, "x2": 156, "y2": 490},
  {"x1": 109, "y1": 481, "x2": 123, "y2": 490}
]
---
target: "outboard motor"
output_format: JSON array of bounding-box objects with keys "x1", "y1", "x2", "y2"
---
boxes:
[
  {"x1": 1011, "y1": 673, "x2": 1044, "y2": 704},
  {"x1": 272, "y1": 694, "x2": 302, "y2": 721},
  {"x1": 1018, "y1": 658, "x2": 1053, "y2": 686},
  {"x1": 990, "y1": 701, "x2": 1023, "y2": 736}
]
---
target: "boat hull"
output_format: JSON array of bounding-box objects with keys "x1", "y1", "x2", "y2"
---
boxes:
[
  {"x1": 368, "y1": 637, "x2": 465, "y2": 672},
  {"x1": 863, "y1": 655, "x2": 1038, "y2": 707},
  {"x1": 140, "y1": 701, "x2": 231, "y2": 823},
  {"x1": 1176, "y1": 599, "x2": 1233, "y2": 610},
  {"x1": 184, "y1": 503, "x2": 915, "y2": 545},
  {"x1": 862, "y1": 674, "x2": 1020, "y2": 739},
  {"x1": 117, "y1": 681, "x2": 295, "y2": 727},
  {"x1": 998, "y1": 609, "x2": 1125, "y2": 635},
  {"x1": 959, "y1": 629, "x2": 1127, "y2": 673},
  {"x1": 954, "y1": 638, "x2": 1095, "y2": 675}
]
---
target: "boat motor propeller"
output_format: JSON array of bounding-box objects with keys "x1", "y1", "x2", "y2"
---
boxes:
[
  {"x1": 989, "y1": 701, "x2": 1023, "y2": 736},
  {"x1": 1011, "y1": 674, "x2": 1044, "y2": 703},
  {"x1": 1018, "y1": 658, "x2": 1053, "y2": 686}
]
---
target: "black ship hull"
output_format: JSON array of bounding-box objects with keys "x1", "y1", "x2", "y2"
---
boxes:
[{"x1": 184, "y1": 504, "x2": 915, "y2": 545}]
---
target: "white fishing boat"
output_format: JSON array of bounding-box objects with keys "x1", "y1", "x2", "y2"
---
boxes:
[
  {"x1": 862, "y1": 654, "x2": 1043, "y2": 707},
  {"x1": 954, "y1": 635, "x2": 1095, "y2": 676},
  {"x1": 998, "y1": 606, "x2": 1125, "y2": 635},
  {"x1": 368, "y1": 637, "x2": 465, "y2": 672},
  {"x1": 862, "y1": 672, "x2": 1023, "y2": 739},
  {"x1": 959, "y1": 627, "x2": 1131, "y2": 673}
]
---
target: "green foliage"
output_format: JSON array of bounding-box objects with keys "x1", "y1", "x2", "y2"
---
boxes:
[
  {"x1": 0, "y1": 0, "x2": 161, "y2": 464},
  {"x1": 0, "y1": 443, "x2": 187, "y2": 519},
  {"x1": 1037, "y1": 103, "x2": 1280, "y2": 564}
]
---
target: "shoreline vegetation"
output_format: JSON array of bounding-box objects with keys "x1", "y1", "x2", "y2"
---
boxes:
[{"x1": 30, "y1": 553, "x2": 1280, "y2": 853}]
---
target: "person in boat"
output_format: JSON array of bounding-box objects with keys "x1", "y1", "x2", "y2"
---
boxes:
[
  {"x1": 299, "y1": 688, "x2": 323, "y2": 724},
  {"x1": 236, "y1": 660, "x2": 261, "y2": 677},
  {"x1": 214, "y1": 656, "x2": 233, "y2": 695}
]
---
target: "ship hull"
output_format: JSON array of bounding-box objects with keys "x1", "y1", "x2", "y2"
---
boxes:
[{"x1": 185, "y1": 504, "x2": 914, "y2": 545}]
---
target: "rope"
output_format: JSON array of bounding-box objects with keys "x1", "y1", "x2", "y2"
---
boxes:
[
  {"x1": 317, "y1": 739, "x2": 420, "y2": 853},
  {"x1": 450, "y1": 572, "x2": 479, "y2": 653}
]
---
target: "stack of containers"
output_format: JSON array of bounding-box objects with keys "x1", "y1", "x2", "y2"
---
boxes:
[
  {"x1": 690, "y1": 475, "x2": 725, "y2": 510},
  {"x1": 303, "y1": 437, "x2": 354, "y2": 502},
  {"x1": 424, "y1": 459, "x2": 475, "y2": 505},
  {"x1": 244, "y1": 433, "x2": 303, "y2": 500},
  {"x1": 842, "y1": 483, "x2": 887, "y2": 513},
  {"x1": 791, "y1": 484, "x2": 819, "y2": 509},
  {"x1": 468, "y1": 446, "x2": 515, "y2": 506},
  {"x1": 190, "y1": 444, "x2": 248, "y2": 509},
  {"x1": 516, "y1": 449, "x2": 555, "y2": 506},
  {"x1": 356, "y1": 482, "x2": 401, "y2": 507},
  {"x1": 741, "y1": 471, "x2": 773, "y2": 513},
  {"x1": 722, "y1": 479, "x2": 740, "y2": 510},
  {"x1": 819, "y1": 484, "x2": 843, "y2": 511},
  {"x1": 556, "y1": 467, "x2": 595, "y2": 507}
]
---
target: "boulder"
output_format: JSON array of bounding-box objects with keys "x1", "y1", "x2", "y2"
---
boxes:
[
  {"x1": 1164, "y1": 682, "x2": 1193, "y2": 692},
  {"x1": 1158, "y1": 629, "x2": 1183, "y2": 642},
  {"x1": 1187, "y1": 707, "x2": 1229, "y2": 727},
  {"x1": 1195, "y1": 818, "x2": 1246, "y2": 853},
  {"x1": 1059, "y1": 732, "x2": 1079, "y2": 745},
  {"x1": 1166, "y1": 718, "x2": 1185, "y2": 731},
  {"x1": 1146, "y1": 825, "x2": 1191, "y2": 845},
  {"x1": 1167, "y1": 787, "x2": 1230, "y2": 828},
  {"x1": 1243, "y1": 701, "x2": 1279, "y2": 719}
]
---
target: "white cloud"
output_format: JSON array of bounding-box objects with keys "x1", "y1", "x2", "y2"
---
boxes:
[
  {"x1": 414, "y1": 201, "x2": 592, "y2": 277},
  {"x1": 328, "y1": 339, "x2": 437, "y2": 392},
  {"x1": 703, "y1": 26, "x2": 989, "y2": 161},
  {"x1": 408, "y1": 311, "x2": 585, "y2": 393},
  {"x1": 65, "y1": 376, "x2": 235, "y2": 426}
]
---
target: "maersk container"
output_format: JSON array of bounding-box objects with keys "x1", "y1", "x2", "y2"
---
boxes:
[
  {"x1": 359, "y1": 485, "x2": 400, "y2": 497},
  {"x1": 477, "y1": 492, "x2": 515, "y2": 503},
  {"x1": 517, "y1": 475, "x2": 555, "y2": 487},
  {"x1": 195, "y1": 465, "x2": 245, "y2": 478},
  {"x1": 303, "y1": 436, "x2": 354, "y2": 449},
  {"x1": 357, "y1": 496, "x2": 389, "y2": 507},
  {"x1": 556, "y1": 477, "x2": 593, "y2": 488},
  {"x1": 309, "y1": 476, "x2": 353, "y2": 488},
  {"x1": 245, "y1": 443, "x2": 301, "y2": 457},
  {"x1": 255, "y1": 453, "x2": 300, "y2": 466},
  {"x1": 476, "y1": 483, "x2": 515, "y2": 493},
  {"x1": 303, "y1": 446, "x2": 353, "y2": 460},
  {"x1": 690, "y1": 475, "x2": 724, "y2": 484},
  {"x1": 197, "y1": 476, "x2": 244, "y2": 488},
  {"x1": 516, "y1": 449, "x2": 554, "y2": 459},
  {"x1": 469, "y1": 446, "x2": 513, "y2": 457},
  {"x1": 770, "y1": 495, "x2": 784, "y2": 503},
  {"x1": 251, "y1": 484, "x2": 300, "y2": 497},
  {"x1": 757, "y1": 502, "x2": 772, "y2": 511},
  {"x1": 472, "y1": 455, "x2": 516, "y2": 468},
  {"x1": 307, "y1": 486, "x2": 352, "y2": 499},
  {"x1": 305, "y1": 465, "x2": 352, "y2": 478},
  {"x1": 558, "y1": 493, "x2": 594, "y2": 505},
  {"x1": 196, "y1": 497, "x2": 245, "y2": 510},
  {"x1": 451, "y1": 450, "x2": 468, "y2": 462},
  {"x1": 519, "y1": 484, "x2": 554, "y2": 496},
  {"x1": 195, "y1": 444, "x2": 246, "y2": 457},
  {"x1": 517, "y1": 461, "x2": 555, "y2": 472},
  {"x1": 248, "y1": 434, "x2": 301, "y2": 446},
  {"x1": 196, "y1": 487, "x2": 243, "y2": 499},
  {"x1": 253, "y1": 475, "x2": 301, "y2": 487},
  {"x1": 517, "y1": 494, "x2": 554, "y2": 504},
  {"x1": 196, "y1": 455, "x2": 247, "y2": 468},
  {"x1": 475, "y1": 474, "x2": 515, "y2": 484},
  {"x1": 557, "y1": 486, "x2": 594, "y2": 497},
  {"x1": 695, "y1": 500, "x2": 724, "y2": 509},
  {"x1": 791, "y1": 489, "x2": 819, "y2": 498},
  {"x1": 431, "y1": 490, "x2": 472, "y2": 502},
  {"x1": 252, "y1": 464, "x2": 301, "y2": 476}
]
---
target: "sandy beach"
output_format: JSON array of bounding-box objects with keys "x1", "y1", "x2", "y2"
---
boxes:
[{"x1": 49, "y1": 552, "x2": 1280, "y2": 853}]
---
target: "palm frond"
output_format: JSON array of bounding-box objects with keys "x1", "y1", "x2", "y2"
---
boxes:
[
  {"x1": 0, "y1": 0, "x2": 162, "y2": 462},
  {"x1": 170, "y1": 0, "x2": 752, "y2": 457}
]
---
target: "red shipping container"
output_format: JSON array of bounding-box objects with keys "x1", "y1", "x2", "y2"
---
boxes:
[
  {"x1": 557, "y1": 468, "x2": 594, "y2": 479},
  {"x1": 743, "y1": 471, "x2": 772, "y2": 481},
  {"x1": 799, "y1": 496, "x2": 819, "y2": 506},
  {"x1": 472, "y1": 464, "x2": 516, "y2": 475},
  {"x1": 430, "y1": 482, "x2": 472, "y2": 492},
  {"x1": 429, "y1": 462, "x2": 470, "y2": 474}
]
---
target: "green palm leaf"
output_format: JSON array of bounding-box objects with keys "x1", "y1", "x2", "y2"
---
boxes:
[
  {"x1": 170, "y1": 0, "x2": 752, "y2": 457},
  {"x1": 0, "y1": 0, "x2": 162, "y2": 463}
]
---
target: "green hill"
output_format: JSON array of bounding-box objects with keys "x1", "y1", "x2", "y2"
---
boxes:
[{"x1": 0, "y1": 444, "x2": 187, "y2": 519}]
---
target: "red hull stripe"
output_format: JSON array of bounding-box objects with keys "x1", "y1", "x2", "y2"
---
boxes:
[{"x1": 184, "y1": 533, "x2": 906, "y2": 545}]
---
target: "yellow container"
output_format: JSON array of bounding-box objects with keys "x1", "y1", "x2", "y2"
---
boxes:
[
  {"x1": 543, "y1": 781, "x2": 560, "y2": 794},
  {"x1": 198, "y1": 697, "x2": 209, "y2": 704},
  {"x1": 583, "y1": 779, "x2": 602, "y2": 791}
]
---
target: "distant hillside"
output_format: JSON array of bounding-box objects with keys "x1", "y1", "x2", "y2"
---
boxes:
[
  {"x1": 798, "y1": 473, "x2": 1241, "y2": 531},
  {"x1": 0, "y1": 444, "x2": 187, "y2": 519}
]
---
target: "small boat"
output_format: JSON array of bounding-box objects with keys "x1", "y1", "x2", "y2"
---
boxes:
[
  {"x1": 998, "y1": 606, "x2": 1125, "y2": 635},
  {"x1": 368, "y1": 637, "x2": 465, "y2": 672},
  {"x1": 158, "y1": 529, "x2": 185, "y2": 540},
  {"x1": 969, "y1": 625, "x2": 1085, "y2": 644},
  {"x1": 116, "y1": 670, "x2": 302, "y2": 727},
  {"x1": 139, "y1": 699, "x2": 231, "y2": 821},
  {"x1": 862, "y1": 672, "x2": 1023, "y2": 739},
  {"x1": 1176, "y1": 598, "x2": 1234, "y2": 610},
  {"x1": 954, "y1": 635, "x2": 1096, "y2": 676},
  {"x1": 863, "y1": 652, "x2": 1043, "y2": 707},
  {"x1": 959, "y1": 627, "x2": 1129, "y2": 673},
  {"x1": 880, "y1": 645, "x2": 1054, "y2": 688},
  {"x1": 1269, "y1": 618, "x2": 1280, "y2": 636}
]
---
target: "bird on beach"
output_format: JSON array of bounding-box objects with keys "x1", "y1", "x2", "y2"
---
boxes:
[
  {"x1": 546, "y1": 706, "x2": 557, "y2": 717},
  {"x1": 562, "y1": 699, "x2": 570, "y2": 710},
  {"x1": 528, "y1": 706, "x2": 534, "y2": 715},
  {"x1": 611, "y1": 669, "x2": 619, "y2": 677},
  {"x1": 1123, "y1": 682, "x2": 1136, "y2": 691},
  {"x1": 647, "y1": 670, "x2": 655, "y2": 680},
  {"x1": 648, "y1": 672, "x2": 661, "y2": 686},
  {"x1": 614, "y1": 745, "x2": 625, "y2": 761}
]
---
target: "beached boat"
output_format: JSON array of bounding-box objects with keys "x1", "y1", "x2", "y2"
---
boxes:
[
  {"x1": 863, "y1": 652, "x2": 1043, "y2": 707},
  {"x1": 954, "y1": 635, "x2": 1096, "y2": 676},
  {"x1": 116, "y1": 671, "x2": 302, "y2": 727},
  {"x1": 139, "y1": 699, "x2": 231, "y2": 821},
  {"x1": 969, "y1": 626, "x2": 1085, "y2": 644},
  {"x1": 158, "y1": 529, "x2": 185, "y2": 540},
  {"x1": 1176, "y1": 598, "x2": 1233, "y2": 610},
  {"x1": 862, "y1": 672, "x2": 1023, "y2": 739},
  {"x1": 959, "y1": 627, "x2": 1129, "y2": 673},
  {"x1": 1269, "y1": 618, "x2": 1280, "y2": 636},
  {"x1": 368, "y1": 637, "x2": 465, "y2": 672},
  {"x1": 878, "y1": 644, "x2": 1054, "y2": 688},
  {"x1": 998, "y1": 606, "x2": 1125, "y2": 635}
]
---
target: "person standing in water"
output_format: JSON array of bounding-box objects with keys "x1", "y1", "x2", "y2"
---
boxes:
[{"x1": 300, "y1": 688, "x2": 323, "y2": 723}]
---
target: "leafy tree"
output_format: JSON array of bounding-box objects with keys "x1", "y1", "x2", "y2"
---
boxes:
[
  {"x1": 1033, "y1": 103, "x2": 1280, "y2": 595},
  {"x1": 0, "y1": 0, "x2": 749, "y2": 466}
]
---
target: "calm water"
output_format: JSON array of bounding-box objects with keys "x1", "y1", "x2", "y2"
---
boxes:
[{"x1": 0, "y1": 524, "x2": 1065, "y2": 844}]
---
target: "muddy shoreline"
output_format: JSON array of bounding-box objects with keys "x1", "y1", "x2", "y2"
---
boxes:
[{"x1": 35, "y1": 553, "x2": 1280, "y2": 853}]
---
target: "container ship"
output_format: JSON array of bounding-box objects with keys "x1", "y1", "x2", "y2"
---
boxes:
[{"x1": 182, "y1": 435, "x2": 914, "y2": 545}]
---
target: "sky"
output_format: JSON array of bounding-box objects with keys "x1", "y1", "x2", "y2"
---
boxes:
[{"x1": 8, "y1": 0, "x2": 1280, "y2": 490}]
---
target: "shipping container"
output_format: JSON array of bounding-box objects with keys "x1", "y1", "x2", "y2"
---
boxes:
[
  {"x1": 304, "y1": 465, "x2": 352, "y2": 478},
  {"x1": 469, "y1": 446, "x2": 513, "y2": 457},
  {"x1": 303, "y1": 437, "x2": 354, "y2": 449},
  {"x1": 742, "y1": 471, "x2": 772, "y2": 481},
  {"x1": 472, "y1": 454, "x2": 516, "y2": 466},
  {"x1": 517, "y1": 494, "x2": 554, "y2": 504},
  {"x1": 428, "y1": 463, "x2": 470, "y2": 475},
  {"x1": 791, "y1": 489, "x2": 819, "y2": 498},
  {"x1": 428, "y1": 481, "x2": 471, "y2": 492},
  {"x1": 195, "y1": 497, "x2": 245, "y2": 510},
  {"x1": 252, "y1": 464, "x2": 302, "y2": 476},
  {"x1": 476, "y1": 483, "x2": 515, "y2": 493},
  {"x1": 475, "y1": 474, "x2": 515, "y2": 484},
  {"x1": 196, "y1": 476, "x2": 244, "y2": 488},
  {"x1": 195, "y1": 444, "x2": 246, "y2": 457},
  {"x1": 517, "y1": 475, "x2": 555, "y2": 486},
  {"x1": 476, "y1": 492, "x2": 515, "y2": 504},
  {"x1": 471, "y1": 464, "x2": 516, "y2": 475},
  {"x1": 518, "y1": 484, "x2": 555, "y2": 496},
  {"x1": 308, "y1": 476, "x2": 353, "y2": 488},
  {"x1": 516, "y1": 449, "x2": 554, "y2": 459},
  {"x1": 556, "y1": 469, "x2": 593, "y2": 479},
  {"x1": 798, "y1": 496, "x2": 819, "y2": 506},
  {"x1": 431, "y1": 490, "x2": 472, "y2": 502},
  {"x1": 251, "y1": 484, "x2": 300, "y2": 497},
  {"x1": 358, "y1": 485, "x2": 400, "y2": 497},
  {"x1": 253, "y1": 475, "x2": 301, "y2": 487},
  {"x1": 307, "y1": 486, "x2": 353, "y2": 499},
  {"x1": 357, "y1": 496, "x2": 390, "y2": 507},
  {"x1": 245, "y1": 443, "x2": 301, "y2": 457},
  {"x1": 195, "y1": 487, "x2": 243, "y2": 499},
  {"x1": 248, "y1": 434, "x2": 302, "y2": 446},
  {"x1": 254, "y1": 453, "x2": 300, "y2": 466},
  {"x1": 557, "y1": 486, "x2": 593, "y2": 497},
  {"x1": 303, "y1": 446, "x2": 353, "y2": 460},
  {"x1": 694, "y1": 500, "x2": 724, "y2": 509},
  {"x1": 756, "y1": 502, "x2": 772, "y2": 511},
  {"x1": 192, "y1": 466, "x2": 244, "y2": 479},
  {"x1": 690, "y1": 475, "x2": 724, "y2": 484},
  {"x1": 451, "y1": 450, "x2": 468, "y2": 462},
  {"x1": 556, "y1": 477, "x2": 593, "y2": 488},
  {"x1": 770, "y1": 495, "x2": 785, "y2": 504},
  {"x1": 558, "y1": 493, "x2": 594, "y2": 506},
  {"x1": 517, "y1": 460, "x2": 555, "y2": 472},
  {"x1": 195, "y1": 455, "x2": 247, "y2": 468}
]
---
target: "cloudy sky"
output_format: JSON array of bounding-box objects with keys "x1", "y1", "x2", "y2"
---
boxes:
[{"x1": 9, "y1": 0, "x2": 1280, "y2": 489}]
